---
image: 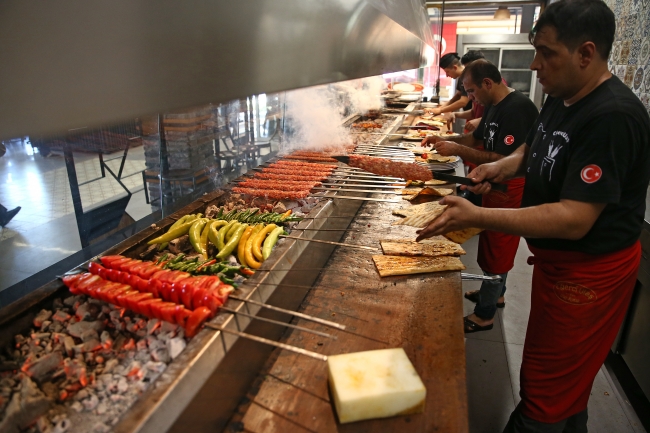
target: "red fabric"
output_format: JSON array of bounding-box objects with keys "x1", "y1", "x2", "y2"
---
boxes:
[
  {"x1": 520, "y1": 241, "x2": 641, "y2": 423},
  {"x1": 476, "y1": 178, "x2": 525, "y2": 274}
]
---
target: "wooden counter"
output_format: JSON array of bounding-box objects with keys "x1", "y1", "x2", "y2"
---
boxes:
[{"x1": 232, "y1": 196, "x2": 469, "y2": 432}]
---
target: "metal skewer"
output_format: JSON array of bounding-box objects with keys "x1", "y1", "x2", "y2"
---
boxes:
[
  {"x1": 321, "y1": 182, "x2": 405, "y2": 189},
  {"x1": 220, "y1": 306, "x2": 336, "y2": 339},
  {"x1": 204, "y1": 324, "x2": 328, "y2": 361},
  {"x1": 279, "y1": 235, "x2": 380, "y2": 251},
  {"x1": 313, "y1": 187, "x2": 409, "y2": 195},
  {"x1": 310, "y1": 194, "x2": 401, "y2": 203},
  {"x1": 230, "y1": 295, "x2": 346, "y2": 330}
]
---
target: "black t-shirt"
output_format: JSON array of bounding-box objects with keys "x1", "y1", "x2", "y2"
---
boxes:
[
  {"x1": 522, "y1": 76, "x2": 650, "y2": 254},
  {"x1": 456, "y1": 81, "x2": 473, "y2": 111},
  {"x1": 473, "y1": 90, "x2": 539, "y2": 156}
]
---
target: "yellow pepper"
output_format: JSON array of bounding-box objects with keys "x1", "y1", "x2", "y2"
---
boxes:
[
  {"x1": 252, "y1": 224, "x2": 277, "y2": 261},
  {"x1": 244, "y1": 224, "x2": 264, "y2": 269}
]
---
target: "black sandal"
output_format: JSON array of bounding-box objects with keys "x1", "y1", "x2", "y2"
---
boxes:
[
  {"x1": 464, "y1": 316, "x2": 494, "y2": 333},
  {"x1": 464, "y1": 290, "x2": 505, "y2": 308}
]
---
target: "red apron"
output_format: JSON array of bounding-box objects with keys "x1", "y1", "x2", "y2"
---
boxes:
[
  {"x1": 476, "y1": 178, "x2": 525, "y2": 274},
  {"x1": 520, "y1": 241, "x2": 641, "y2": 423}
]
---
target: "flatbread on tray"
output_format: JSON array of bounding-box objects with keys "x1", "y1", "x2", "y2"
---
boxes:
[
  {"x1": 443, "y1": 228, "x2": 483, "y2": 244},
  {"x1": 392, "y1": 202, "x2": 447, "y2": 227},
  {"x1": 403, "y1": 187, "x2": 454, "y2": 201},
  {"x1": 372, "y1": 255, "x2": 466, "y2": 277},
  {"x1": 404, "y1": 179, "x2": 447, "y2": 187},
  {"x1": 380, "y1": 239, "x2": 466, "y2": 257}
]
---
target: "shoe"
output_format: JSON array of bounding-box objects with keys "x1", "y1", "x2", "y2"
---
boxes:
[
  {"x1": 464, "y1": 316, "x2": 494, "y2": 333},
  {"x1": 0, "y1": 206, "x2": 20, "y2": 227},
  {"x1": 464, "y1": 290, "x2": 505, "y2": 308}
]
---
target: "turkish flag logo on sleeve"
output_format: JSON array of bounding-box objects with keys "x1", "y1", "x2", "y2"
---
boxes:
[
  {"x1": 504, "y1": 135, "x2": 515, "y2": 145},
  {"x1": 581, "y1": 164, "x2": 602, "y2": 183}
]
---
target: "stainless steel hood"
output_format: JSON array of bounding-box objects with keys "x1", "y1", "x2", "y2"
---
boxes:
[{"x1": 0, "y1": 0, "x2": 433, "y2": 140}]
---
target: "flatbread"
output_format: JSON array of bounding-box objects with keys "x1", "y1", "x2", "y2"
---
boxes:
[
  {"x1": 424, "y1": 179, "x2": 448, "y2": 186},
  {"x1": 380, "y1": 239, "x2": 466, "y2": 257},
  {"x1": 372, "y1": 255, "x2": 466, "y2": 277},
  {"x1": 392, "y1": 201, "x2": 447, "y2": 218},
  {"x1": 400, "y1": 188, "x2": 423, "y2": 195},
  {"x1": 405, "y1": 179, "x2": 447, "y2": 187},
  {"x1": 443, "y1": 228, "x2": 483, "y2": 244},
  {"x1": 392, "y1": 202, "x2": 447, "y2": 227},
  {"x1": 403, "y1": 187, "x2": 453, "y2": 201}
]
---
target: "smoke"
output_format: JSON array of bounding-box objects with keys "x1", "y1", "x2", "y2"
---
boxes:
[{"x1": 280, "y1": 76, "x2": 386, "y2": 153}]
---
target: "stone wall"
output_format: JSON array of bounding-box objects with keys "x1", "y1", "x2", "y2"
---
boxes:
[{"x1": 605, "y1": 0, "x2": 650, "y2": 114}]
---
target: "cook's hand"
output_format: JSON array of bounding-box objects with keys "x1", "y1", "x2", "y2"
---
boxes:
[
  {"x1": 415, "y1": 196, "x2": 480, "y2": 241},
  {"x1": 461, "y1": 162, "x2": 505, "y2": 195},
  {"x1": 441, "y1": 113, "x2": 455, "y2": 130},
  {"x1": 430, "y1": 107, "x2": 442, "y2": 115},
  {"x1": 421, "y1": 135, "x2": 443, "y2": 148},
  {"x1": 434, "y1": 141, "x2": 460, "y2": 156},
  {"x1": 464, "y1": 118, "x2": 481, "y2": 133}
]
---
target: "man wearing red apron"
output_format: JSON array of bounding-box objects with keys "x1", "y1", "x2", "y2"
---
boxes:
[
  {"x1": 416, "y1": 0, "x2": 650, "y2": 430},
  {"x1": 423, "y1": 60, "x2": 538, "y2": 333}
]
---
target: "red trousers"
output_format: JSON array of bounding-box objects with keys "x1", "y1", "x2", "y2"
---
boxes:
[
  {"x1": 477, "y1": 178, "x2": 525, "y2": 274},
  {"x1": 520, "y1": 241, "x2": 641, "y2": 423}
]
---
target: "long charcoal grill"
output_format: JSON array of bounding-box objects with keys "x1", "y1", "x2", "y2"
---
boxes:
[{"x1": 0, "y1": 109, "x2": 417, "y2": 433}]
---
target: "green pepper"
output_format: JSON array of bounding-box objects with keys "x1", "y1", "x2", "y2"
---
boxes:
[
  {"x1": 199, "y1": 222, "x2": 212, "y2": 258},
  {"x1": 216, "y1": 223, "x2": 248, "y2": 260},
  {"x1": 225, "y1": 222, "x2": 241, "y2": 243},
  {"x1": 262, "y1": 226, "x2": 284, "y2": 260},
  {"x1": 216, "y1": 221, "x2": 236, "y2": 251},
  {"x1": 189, "y1": 219, "x2": 208, "y2": 254},
  {"x1": 171, "y1": 253, "x2": 185, "y2": 264},
  {"x1": 155, "y1": 253, "x2": 169, "y2": 265},
  {"x1": 218, "y1": 274, "x2": 235, "y2": 285},
  {"x1": 207, "y1": 220, "x2": 229, "y2": 249},
  {"x1": 147, "y1": 219, "x2": 198, "y2": 245}
]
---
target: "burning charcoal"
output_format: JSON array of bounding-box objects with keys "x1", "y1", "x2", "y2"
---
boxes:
[
  {"x1": 0, "y1": 376, "x2": 51, "y2": 432},
  {"x1": 168, "y1": 234, "x2": 191, "y2": 254},
  {"x1": 21, "y1": 352, "x2": 63, "y2": 381},
  {"x1": 75, "y1": 303, "x2": 99, "y2": 321},
  {"x1": 150, "y1": 348, "x2": 170, "y2": 363},
  {"x1": 15, "y1": 334, "x2": 25, "y2": 346},
  {"x1": 136, "y1": 339, "x2": 147, "y2": 351},
  {"x1": 92, "y1": 422, "x2": 110, "y2": 433},
  {"x1": 272, "y1": 202, "x2": 287, "y2": 214},
  {"x1": 75, "y1": 389, "x2": 89, "y2": 401},
  {"x1": 159, "y1": 321, "x2": 178, "y2": 336},
  {"x1": 33, "y1": 310, "x2": 53, "y2": 328},
  {"x1": 116, "y1": 377, "x2": 129, "y2": 394},
  {"x1": 82, "y1": 394, "x2": 99, "y2": 411},
  {"x1": 79, "y1": 329, "x2": 99, "y2": 343},
  {"x1": 95, "y1": 401, "x2": 108, "y2": 415},
  {"x1": 126, "y1": 361, "x2": 143, "y2": 381},
  {"x1": 50, "y1": 321, "x2": 63, "y2": 334},
  {"x1": 103, "y1": 359, "x2": 118, "y2": 374},
  {"x1": 109, "y1": 394, "x2": 124, "y2": 404},
  {"x1": 62, "y1": 337, "x2": 75, "y2": 357},
  {"x1": 36, "y1": 416, "x2": 51, "y2": 433},
  {"x1": 74, "y1": 339, "x2": 102, "y2": 355},
  {"x1": 70, "y1": 401, "x2": 83, "y2": 412},
  {"x1": 166, "y1": 337, "x2": 186, "y2": 360},
  {"x1": 31, "y1": 333, "x2": 51, "y2": 341},
  {"x1": 144, "y1": 361, "x2": 166, "y2": 379},
  {"x1": 51, "y1": 418, "x2": 71, "y2": 433},
  {"x1": 63, "y1": 359, "x2": 88, "y2": 386},
  {"x1": 53, "y1": 298, "x2": 65, "y2": 309},
  {"x1": 66, "y1": 321, "x2": 103, "y2": 339},
  {"x1": 40, "y1": 321, "x2": 52, "y2": 332},
  {"x1": 52, "y1": 311, "x2": 71, "y2": 323},
  {"x1": 146, "y1": 319, "x2": 161, "y2": 335}
]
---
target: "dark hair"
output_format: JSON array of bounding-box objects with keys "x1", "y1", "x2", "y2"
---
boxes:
[
  {"x1": 440, "y1": 53, "x2": 461, "y2": 69},
  {"x1": 461, "y1": 50, "x2": 485, "y2": 65},
  {"x1": 529, "y1": 0, "x2": 615, "y2": 59},
  {"x1": 460, "y1": 60, "x2": 503, "y2": 87}
]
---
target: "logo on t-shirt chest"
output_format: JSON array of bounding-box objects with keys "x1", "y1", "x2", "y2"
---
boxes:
[
  {"x1": 504, "y1": 135, "x2": 515, "y2": 145},
  {"x1": 539, "y1": 130, "x2": 569, "y2": 181}
]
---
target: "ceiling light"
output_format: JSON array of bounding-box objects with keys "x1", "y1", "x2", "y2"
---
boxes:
[{"x1": 494, "y1": 6, "x2": 511, "y2": 20}]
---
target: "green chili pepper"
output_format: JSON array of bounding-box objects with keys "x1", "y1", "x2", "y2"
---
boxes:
[
  {"x1": 207, "y1": 220, "x2": 229, "y2": 250},
  {"x1": 262, "y1": 226, "x2": 284, "y2": 260},
  {"x1": 147, "y1": 219, "x2": 198, "y2": 245},
  {"x1": 156, "y1": 253, "x2": 169, "y2": 265},
  {"x1": 216, "y1": 223, "x2": 248, "y2": 260},
  {"x1": 171, "y1": 253, "x2": 185, "y2": 264},
  {"x1": 218, "y1": 274, "x2": 235, "y2": 285},
  {"x1": 216, "y1": 221, "x2": 236, "y2": 251},
  {"x1": 225, "y1": 222, "x2": 241, "y2": 243},
  {"x1": 188, "y1": 219, "x2": 208, "y2": 254}
]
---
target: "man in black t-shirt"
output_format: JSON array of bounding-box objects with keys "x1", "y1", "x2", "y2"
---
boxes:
[
  {"x1": 416, "y1": 1, "x2": 650, "y2": 431},
  {"x1": 422, "y1": 60, "x2": 539, "y2": 334},
  {"x1": 429, "y1": 53, "x2": 471, "y2": 115}
]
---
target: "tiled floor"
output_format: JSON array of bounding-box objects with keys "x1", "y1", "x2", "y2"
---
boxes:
[{"x1": 461, "y1": 236, "x2": 647, "y2": 433}]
